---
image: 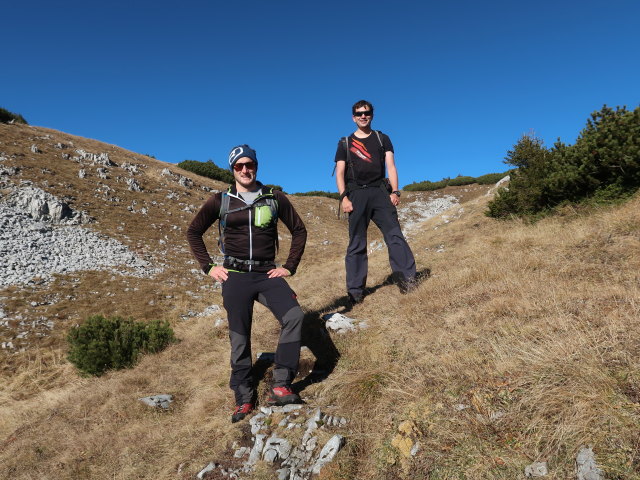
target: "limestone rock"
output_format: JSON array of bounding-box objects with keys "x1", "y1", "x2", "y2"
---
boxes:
[
  {"x1": 525, "y1": 461, "x2": 548, "y2": 477},
  {"x1": 4, "y1": 185, "x2": 91, "y2": 224},
  {"x1": 178, "y1": 175, "x2": 193, "y2": 188},
  {"x1": 139, "y1": 394, "x2": 173, "y2": 409},
  {"x1": 576, "y1": 447, "x2": 604, "y2": 480},
  {"x1": 247, "y1": 434, "x2": 266, "y2": 465},
  {"x1": 120, "y1": 162, "x2": 139, "y2": 174},
  {"x1": 322, "y1": 312, "x2": 363, "y2": 334},
  {"x1": 126, "y1": 178, "x2": 142, "y2": 191},
  {"x1": 196, "y1": 462, "x2": 218, "y2": 479},
  {"x1": 263, "y1": 435, "x2": 292, "y2": 463},
  {"x1": 398, "y1": 194, "x2": 459, "y2": 236},
  {"x1": 312, "y1": 435, "x2": 345, "y2": 474}
]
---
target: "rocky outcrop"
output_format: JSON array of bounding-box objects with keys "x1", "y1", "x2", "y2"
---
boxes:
[
  {"x1": 161, "y1": 167, "x2": 194, "y2": 188},
  {"x1": 197, "y1": 405, "x2": 347, "y2": 480},
  {"x1": 73, "y1": 149, "x2": 116, "y2": 167},
  {"x1": 397, "y1": 194, "x2": 459, "y2": 236},
  {"x1": 0, "y1": 186, "x2": 160, "y2": 287},
  {"x1": 4, "y1": 185, "x2": 92, "y2": 225}
]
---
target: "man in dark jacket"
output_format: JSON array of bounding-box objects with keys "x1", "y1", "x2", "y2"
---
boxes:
[
  {"x1": 187, "y1": 144, "x2": 307, "y2": 423},
  {"x1": 335, "y1": 100, "x2": 416, "y2": 304}
]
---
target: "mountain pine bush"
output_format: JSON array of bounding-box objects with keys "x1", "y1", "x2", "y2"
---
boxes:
[
  {"x1": 405, "y1": 172, "x2": 508, "y2": 191},
  {"x1": 292, "y1": 191, "x2": 340, "y2": 199},
  {"x1": 0, "y1": 107, "x2": 28, "y2": 124},
  {"x1": 404, "y1": 178, "x2": 450, "y2": 191},
  {"x1": 487, "y1": 105, "x2": 640, "y2": 218},
  {"x1": 177, "y1": 159, "x2": 234, "y2": 184},
  {"x1": 67, "y1": 315, "x2": 176, "y2": 376}
]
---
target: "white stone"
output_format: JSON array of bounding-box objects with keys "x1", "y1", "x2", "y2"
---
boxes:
[
  {"x1": 196, "y1": 462, "x2": 216, "y2": 479},
  {"x1": 525, "y1": 461, "x2": 548, "y2": 477},
  {"x1": 247, "y1": 434, "x2": 266, "y2": 465},
  {"x1": 281, "y1": 404, "x2": 303, "y2": 413},
  {"x1": 322, "y1": 313, "x2": 360, "y2": 334},
  {"x1": 268, "y1": 435, "x2": 292, "y2": 462},
  {"x1": 139, "y1": 394, "x2": 173, "y2": 409},
  {"x1": 576, "y1": 447, "x2": 604, "y2": 480},
  {"x1": 312, "y1": 435, "x2": 345, "y2": 474},
  {"x1": 276, "y1": 467, "x2": 290, "y2": 480},
  {"x1": 410, "y1": 441, "x2": 420, "y2": 456}
]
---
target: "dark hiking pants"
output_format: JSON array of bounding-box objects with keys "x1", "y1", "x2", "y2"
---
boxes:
[
  {"x1": 346, "y1": 187, "x2": 416, "y2": 298},
  {"x1": 222, "y1": 271, "x2": 303, "y2": 405}
]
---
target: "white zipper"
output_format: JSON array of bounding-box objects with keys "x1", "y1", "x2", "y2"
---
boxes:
[{"x1": 248, "y1": 209, "x2": 253, "y2": 271}]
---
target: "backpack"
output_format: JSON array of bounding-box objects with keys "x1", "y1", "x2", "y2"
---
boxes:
[{"x1": 217, "y1": 186, "x2": 279, "y2": 254}]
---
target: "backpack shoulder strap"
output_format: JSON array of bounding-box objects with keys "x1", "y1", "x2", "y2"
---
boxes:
[
  {"x1": 218, "y1": 187, "x2": 232, "y2": 217},
  {"x1": 344, "y1": 136, "x2": 351, "y2": 164},
  {"x1": 374, "y1": 130, "x2": 384, "y2": 148},
  {"x1": 259, "y1": 187, "x2": 280, "y2": 252},
  {"x1": 344, "y1": 135, "x2": 359, "y2": 185},
  {"x1": 331, "y1": 137, "x2": 350, "y2": 177},
  {"x1": 263, "y1": 187, "x2": 279, "y2": 222},
  {"x1": 217, "y1": 187, "x2": 232, "y2": 254}
]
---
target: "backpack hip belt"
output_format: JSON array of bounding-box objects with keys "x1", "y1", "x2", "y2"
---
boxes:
[{"x1": 224, "y1": 255, "x2": 275, "y2": 271}]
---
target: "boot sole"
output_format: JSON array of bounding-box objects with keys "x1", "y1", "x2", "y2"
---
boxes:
[{"x1": 267, "y1": 395, "x2": 302, "y2": 406}]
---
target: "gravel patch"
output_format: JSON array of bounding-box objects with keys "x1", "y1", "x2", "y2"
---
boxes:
[{"x1": 0, "y1": 202, "x2": 160, "y2": 287}]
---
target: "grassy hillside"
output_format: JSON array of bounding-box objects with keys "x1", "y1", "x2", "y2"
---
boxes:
[{"x1": 1, "y1": 123, "x2": 639, "y2": 479}]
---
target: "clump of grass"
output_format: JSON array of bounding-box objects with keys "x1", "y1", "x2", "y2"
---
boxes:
[{"x1": 67, "y1": 315, "x2": 176, "y2": 376}]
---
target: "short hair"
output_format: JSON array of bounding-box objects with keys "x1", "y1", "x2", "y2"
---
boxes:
[{"x1": 352, "y1": 100, "x2": 374, "y2": 115}]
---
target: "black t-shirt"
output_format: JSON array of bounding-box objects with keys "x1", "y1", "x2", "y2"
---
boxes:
[{"x1": 334, "y1": 131, "x2": 394, "y2": 186}]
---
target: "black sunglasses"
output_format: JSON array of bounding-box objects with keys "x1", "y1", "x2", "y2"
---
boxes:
[{"x1": 353, "y1": 110, "x2": 373, "y2": 117}]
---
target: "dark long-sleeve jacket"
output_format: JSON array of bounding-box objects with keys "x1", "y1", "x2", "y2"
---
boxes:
[{"x1": 186, "y1": 184, "x2": 307, "y2": 275}]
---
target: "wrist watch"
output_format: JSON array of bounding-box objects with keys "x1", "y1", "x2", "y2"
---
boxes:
[{"x1": 392, "y1": 191, "x2": 401, "y2": 197}]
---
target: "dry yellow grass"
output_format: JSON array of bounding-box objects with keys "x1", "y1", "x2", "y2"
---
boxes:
[{"x1": 1, "y1": 123, "x2": 639, "y2": 479}]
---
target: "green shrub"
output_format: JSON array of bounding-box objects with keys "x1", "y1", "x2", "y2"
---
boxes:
[
  {"x1": 292, "y1": 190, "x2": 340, "y2": 199},
  {"x1": 177, "y1": 159, "x2": 234, "y2": 184},
  {"x1": 475, "y1": 172, "x2": 509, "y2": 184},
  {"x1": 404, "y1": 178, "x2": 450, "y2": 191},
  {"x1": 67, "y1": 315, "x2": 176, "y2": 376},
  {"x1": 405, "y1": 171, "x2": 510, "y2": 192},
  {"x1": 0, "y1": 107, "x2": 28, "y2": 124},
  {"x1": 447, "y1": 175, "x2": 476, "y2": 187},
  {"x1": 487, "y1": 105, "x2": 640, "y2": 218}
]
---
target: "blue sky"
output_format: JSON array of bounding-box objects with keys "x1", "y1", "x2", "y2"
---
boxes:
[{"x1": 3, "y1": 0, "x2": 639, "y2": 193}]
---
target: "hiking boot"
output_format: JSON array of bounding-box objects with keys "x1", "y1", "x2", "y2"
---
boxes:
[
  {"x1": 347, "y1": 293, "x2": 363, "y2": 306},
  {"x1": 231, "y1": 403, "x2": 254, "y2": 423},
  {"x1": 267, "y1": 386, "x2": 302, "y2": 406},
  {"x1": 399, "y1": 277, "x2": 417, "y2": 294}
]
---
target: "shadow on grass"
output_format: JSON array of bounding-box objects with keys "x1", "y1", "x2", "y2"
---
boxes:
[
  {"x1": 288, "y1": 267, "x2": 431, "y2": 395},
  {"x1": 251, "y1": 267, "x2": 431, "y2": 399}
]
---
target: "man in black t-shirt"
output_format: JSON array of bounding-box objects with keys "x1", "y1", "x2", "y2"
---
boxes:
[{"x1": 334, "y1": 100, "x2": 417, "y2": 304}]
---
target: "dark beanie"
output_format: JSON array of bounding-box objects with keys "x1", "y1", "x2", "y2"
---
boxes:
[{"x1": 228, "y1": 145, "x2": 258, "y2": 171}]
